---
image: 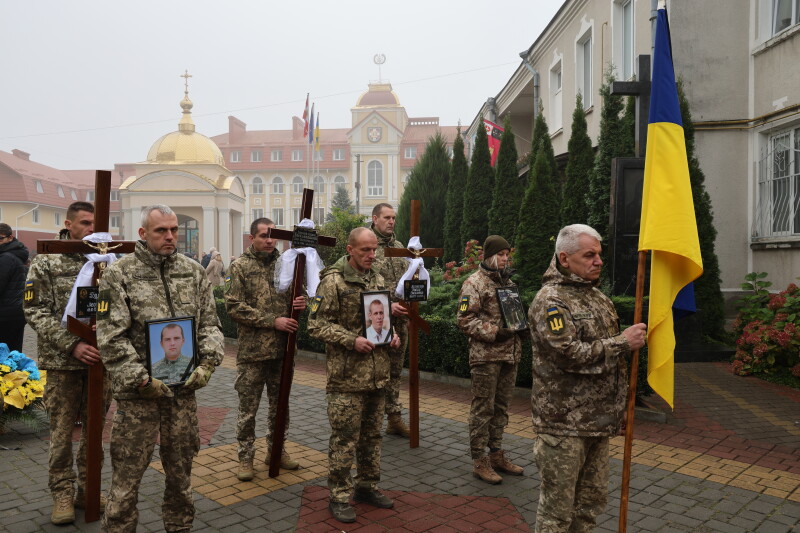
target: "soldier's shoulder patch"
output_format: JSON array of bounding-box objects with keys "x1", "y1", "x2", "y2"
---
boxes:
[
  {"x1": 223, "y1": 275, "x2": 232, "y2": 293},
  {"x1": 572, "y1": 311, "x2": 593, "y2": 320},
  {"x1": 545, "y1": 306, "x2": 565, "y2": 334},
  {"x1": 23, "y1": 280, "x2": 37, "y2": 305},
  {"x1": 97, "y1": 289, "x2": 111, "y2": 319},
  {"x1": 458, "y1": 296, "x2": 470, "y2": 313},
  {"x1": 309, "y1": 296, "x2": 323, "y2": 317}
]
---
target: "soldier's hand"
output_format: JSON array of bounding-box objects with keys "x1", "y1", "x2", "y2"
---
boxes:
[
  {"x1": 138, "y1": 378, "x2": 174, "y2": 399},
  {"x1": 71, "y1": 341, "x2": 102, "y2": 366},
  {"x1": 622, "y1": 323, "x2": 647, "y2": 351},
  {"x1": 275, "y1": 317, "x2": 299, "y2": 333},
  {"x1": 184, "y1": 363, "x2": 215, "y2": 391},
  {"x1": 354, "y1": 336, "x2": 374, "y2": 353},
  {"x1": 495, "y1": 328, "x2": 515, "y2": 342},
  {"x1": 292, "y1": 296, "x2": 307, "y2": 311},
  {"x1": 391, "y1": 302, "x2": 408, "y2": 317},
  {"x1": 389, "y1": 334, "x2": 401, "y2": 349}
]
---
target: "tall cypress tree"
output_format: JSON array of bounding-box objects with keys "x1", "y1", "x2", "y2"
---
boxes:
[
  {"x1": 488, "y1": 117, "x2": 525, "y2": 244},
  {"x1": 461, "y1": 121, "x2": 493, "y2": 245},
  {"x1": 678, "y1": 79, "x2": 725, "y2": 340},
  {"x1": 561, "y1": 93, "x2": 594, "y2": 226},
  {"x1": 396, "y1": 133, "x2": 450, "y2": 248},
  {"x1": 443, "y1": 131, "x2": 468, "y2": 262},
  {"x1": 515, "y1": 141, "x2": 561, "y2": 291},
  {"x1": 529, "y1": 106, "x2": 560, "y2": 192},
  {"x1": 326, "y1": 185, "x2": 355, "y2": 221},
  {"x1": 587, "y1": 70, "x2": 632, "y2": 245}
]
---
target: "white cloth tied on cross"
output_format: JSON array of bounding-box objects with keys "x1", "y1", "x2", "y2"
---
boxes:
[
  {"x1": 274, "y1": 218, "x2": 324, "y2": 297},
  {"x1": 61, "y1": 232, "x2": 118, "y2": 327},
  {"x1": 395, "y1": 236, "x2": 430, "y2": 299}
]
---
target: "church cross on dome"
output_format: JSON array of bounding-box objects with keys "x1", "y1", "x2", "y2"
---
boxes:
[
  {"x1": 373, "y1": 53, "x2": 386, "y2": 83},
  {"x1": 180, "y1": 69, "x2": 193, "y2": 95}
]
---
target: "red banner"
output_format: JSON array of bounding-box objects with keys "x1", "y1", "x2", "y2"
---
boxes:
[{"x1": 484, "y1": 119, "x2": 504, "y2": 167}]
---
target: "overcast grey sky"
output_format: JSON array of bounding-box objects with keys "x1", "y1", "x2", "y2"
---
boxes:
[{"x1": 0, "y1": 0, "x2": 563, "y2": 170}]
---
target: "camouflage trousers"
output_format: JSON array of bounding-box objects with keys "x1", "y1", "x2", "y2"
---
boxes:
[
  {"x1": 469, "y1": 361, "x2": 518, "y2": 459},
  {"x1": 384, "y1": 319, "x2": 408, "y2": 416},
  {"x1": 532, "y1": 434, "x2": 609, "y2": 533},
  {"x1": 235, "y1": 359, "x2": 291, "y2": 462},
  {"x1": 326, "y1": 389, "x2": 385, "y2": 503},
  {"x1": 44, "y1": 369, "x2": 111, "y2": 498},
  {"x1": 102, "y1": 393, "x2": 199, "y2": 533}
]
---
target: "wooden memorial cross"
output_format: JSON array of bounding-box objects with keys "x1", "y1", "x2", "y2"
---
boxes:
[
  {"x1": 36, "y1": 170, "x2": 137, "y2": 522},
  {"x1": 383, "y1": 200, "x2": 443, "y2": 448},
  {"x1": 265, "y1": 187, "x2": 336, "y2": 477}
]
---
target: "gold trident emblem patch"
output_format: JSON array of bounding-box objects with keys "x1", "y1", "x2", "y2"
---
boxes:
[
  {"x1": 23, "y1": 281, "x2": 34, "y2": 302},
  {"x1": 546, "y1": 307, "x2": 565, "y2": 334},
  {"x1": 97, "y1": 300, "x2": 109, "y2": 314}
]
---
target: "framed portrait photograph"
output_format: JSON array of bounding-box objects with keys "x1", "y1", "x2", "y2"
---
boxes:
[
  {"x1": 496, "y1": 286, "x2": 528, "y2": 332},
  {"x1": 144, "y1": 316, "x2": 198, "y2": 387},
  {"x1": 361, "y1": 291, "x2": 393, "y2": 346}
]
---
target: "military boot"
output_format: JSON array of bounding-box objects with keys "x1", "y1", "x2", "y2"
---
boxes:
[
  {"x1": 386, "y1": 414, "x2": 410, "y2": 437},
  {"x1": 489, "y1": 449, "x2": 524, "y2": 475},
  {"x1": 329, "y1": 500, "x2": 356, "y2": 523},
  {"x1": 472, "y1": 456, "x2": 502, "y2": 484},
  {"x1": 237, "y1": 459, "x2": 254, "y2": 481},
  {"x1": 74, "y1": 489, "x2": 107, "y2": 512},
  {"x1": 265, "y1": 448, "x2": 299, "y2": 470},
  {"x1": 51, "y1": 491, "x2": 75, "y2": 525}
]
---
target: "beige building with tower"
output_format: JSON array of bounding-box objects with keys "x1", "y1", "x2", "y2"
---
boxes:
[{"x1": 467, "y1": 0, "x2": 800, "y2": 298}]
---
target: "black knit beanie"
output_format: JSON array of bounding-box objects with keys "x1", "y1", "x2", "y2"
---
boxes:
[{"x1": 483, "y1": 235, "x2": 511, "y2": 259}]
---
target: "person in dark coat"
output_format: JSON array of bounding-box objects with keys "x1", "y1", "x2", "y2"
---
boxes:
[{"x1": 0, "y1": 223, "x2": 30, "y2": 351}]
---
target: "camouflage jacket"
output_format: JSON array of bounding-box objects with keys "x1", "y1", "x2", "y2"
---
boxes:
[
  {"x1": 307, "y1": 255, "x2": 391, "y2": 392},
  {"x1": 97, "y1": 241, "x2": 224, "y2": 400},
  {"x1": 23, "y1": 232, "x2": 87, "y2": 371},
  {"x1": 457, "y1": 265, "x2": 522, "y2": 367},
  {"x1": 224, "y1": 246, "x2": 291, "y2": 363},
  {"x1": 528, "y1": 255, "x2": 630, "y2": 437},
  {"x1": 371, "y1": 225, "x2": 407, "y2": 299}
]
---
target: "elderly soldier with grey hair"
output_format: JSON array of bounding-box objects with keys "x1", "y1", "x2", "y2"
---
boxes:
[
  {"x1": 457, "y1": 235, "x2": 526, "y2": 484},
  {"x1": 528, "y1": 224, "x2": 647, "y2": 533},
  {"x1": 308, "y1": 226, "x2": 400, "y2": 524},
  {"x1": 24, "y1": 201, "x2": 112, "y2": 525},
  {"x1": 225, "y1": 217, "x2": 306, "y2": 481},
  {"x1": 97, "y1": 205, "x2": 224, "y2": 533}
]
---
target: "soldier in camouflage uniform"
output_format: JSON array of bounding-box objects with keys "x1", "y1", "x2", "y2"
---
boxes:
[
  {"x1": 457, "y1": 235, "x2": 525, "y2": 484},
  {"x1": 308, "y1": 227, "x2": 400, "y2": 524},
  {"x1": 528, "y1": 224, "x2": 647, "y2": 533},
  {"x1": 224, "y1": 217, "x2": 306, "y2": 481},
  {"x1": 97, "y1": 205, "x2": 224, "y2": 533},
  {"x1": 370, "y1": 203, "x2": 411, "y2": 437},
  {"x1": 24, "y1": 201, "x2": 112, "y2": 525}
]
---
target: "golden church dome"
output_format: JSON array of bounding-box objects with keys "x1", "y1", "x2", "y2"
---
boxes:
[
  {"x1": 355, "y1": 82, "x2": 400, "y2": 107},
  {"x1": 146, "y1": 85, "x2": 225, "y2": 166}
]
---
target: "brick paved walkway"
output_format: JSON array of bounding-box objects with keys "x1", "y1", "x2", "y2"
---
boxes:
[{"x1": 1, "y1": 328, "x2": 798, "y2": 532}]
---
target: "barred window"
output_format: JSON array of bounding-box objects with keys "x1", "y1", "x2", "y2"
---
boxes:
[{"x1": 754, "y1": 127, "x2": 800, "y2": 238}]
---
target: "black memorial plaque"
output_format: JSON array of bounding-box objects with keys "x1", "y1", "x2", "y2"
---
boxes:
[
  {"x1": 76, "y1": 286, "x2": 99, "y2": 318},
  {"x1": 291, "y1": 226, "x2": 319, "y2": 249},
  {"x1": 609, "y1": 157, "x2": 650, "y2": 297},
  {"x1": 403, "y1": 279, "x2": 428, "y2": 302}
]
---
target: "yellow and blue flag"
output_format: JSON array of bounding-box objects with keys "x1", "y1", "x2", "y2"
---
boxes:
[
  {"x1": 638, "y1": 5, "x2": 703, "y2": 408},
  {"x1": 314, "y1": 112, "x2": 320, "y2": 152},
  {"x1": 308, "y1": 103, "x2": 315, "y2": 145}
]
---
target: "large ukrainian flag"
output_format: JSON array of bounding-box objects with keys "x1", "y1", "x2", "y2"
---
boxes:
[{"x1": 639, "y1": 4, "x2": 703, "y2": 408}]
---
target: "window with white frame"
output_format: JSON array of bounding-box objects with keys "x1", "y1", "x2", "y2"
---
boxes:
[
  {"x1": 57, "y1": 185, "x2": 65, "y2": 198},
  {"x1": 87, "y1": 191, "x2": 95, "y2": 202},
  {"x1": 754, "y1": 127, "x2": 800, "y2": 238},
  {"x1": 773, "y1": 0, "x2": 800, "y2": 35},
  {"x1": 252, "y1": 208, "x2": 264, "y2": 221},
  {"x1": 292, "y1": 150, "x2": 303, "y2": 161},
  {"x1": 313, "y1": 150, "x2": 323, "y2": 161},
  {"x1": 34, "y1": 180, "x2": 43, "y2": 193},
  {"x1": 291, "y1": 208, "x2": 301, "y2": 225},
  {"x1": 550, "y1": 60, "x2": 563, "y2": 131},
  {"x1": 70, "y1": 190, "x2": 77, "y2": 200},
  {"x1": 272, "y1": 176, "x2": 284, "y2": 194},
  {"x1": 313, "y1": 207, "x2": 325, "y2": 226},
  {"x1": 230, "y1": 151, "x2": 241, "y2": 163},
  {"x1": 251, "y1": 150, "x2": 262, "y2": 163},
  {"x1": 272, "y1": 208, "x2": 284, "y2": 227},
  {"x1": 334, "y1": 175, "x2": 346, "y2": 192},
  {"x1": 313, "y1": 175, "x2": 325, "y2": 193},
  {"x1": 111, "y1": 215, "x2": 120, "y2": 228},
  {"x1": 577, "y1": 29, "x2": 593, "y2": 108},
  {"x1": 54, "y1": 212, "x2": 61, "y2": 226},
  {"x1": 252, "y1": 176, "x2": 264, "y2": 194},
  {"x1": 333, "y1": 148, "x2": 345, "y2": 161},
  {"x1": 271, "y1": 150, "x2": 283, "y2": 162},
  {"x1": 613, "y1": 0, "x2": 634, "y2": 81},
  {"x1": 367, "y1": 161, "x2": 384, "y2": 196},
  {"x1": 404, "y1": 147, "x2": 417, "y2": 159},
  {"x1": 110, "y1": 190, "x2": 119, "y2": 201},
  {"x1": 32, "y1": 208, "x2": 39, "y2": 224},
  {"x1": 292, "y1": 176, "x2": 304, "y2": 194}
]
